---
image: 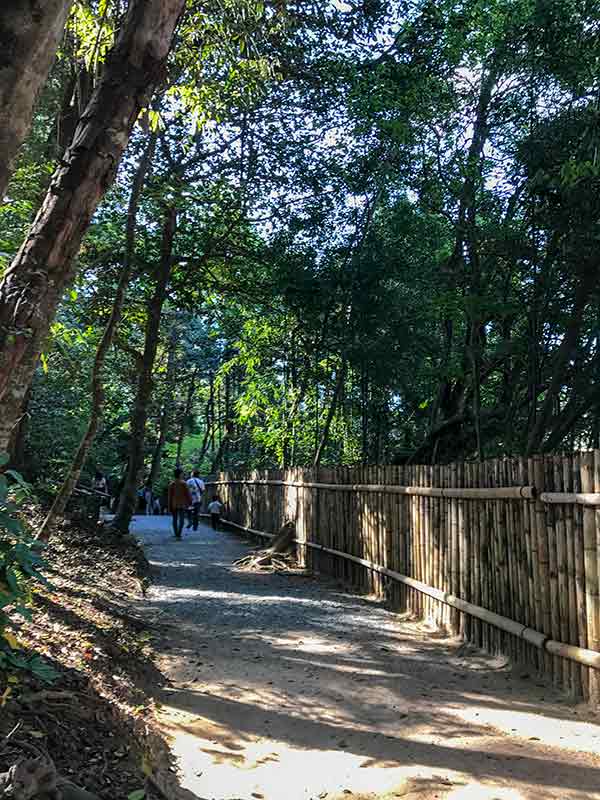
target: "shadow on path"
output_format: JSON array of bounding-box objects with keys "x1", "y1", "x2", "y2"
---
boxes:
[{"x1": 132, "y1": 514, "x2": 600, "y2": 800}]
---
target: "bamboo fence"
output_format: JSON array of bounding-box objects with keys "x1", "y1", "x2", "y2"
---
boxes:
[{"x1": 206, "y1": 451, "x2": 600, "y2": 704}]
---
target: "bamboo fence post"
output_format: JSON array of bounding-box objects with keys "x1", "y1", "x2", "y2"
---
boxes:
[
  {"x1": 492, "y1": 459, "x2": 503, "y2": 655},
  {"x1": 490, "y1": 458, "x2": 501, "y2": 654},
  {"x1": 527, "y1": 457, "x2": 541, "y2": 671},
  {"x1": 486, "y1": 459, "x2": 498, "y2": 654},
  {"x1": 520, "y1": 457, "x2": 534, "y2": 666},
  {"x1": 421, "y1": 463, "x2": 428, "y2": 619},
  {"x1": 440, "y1": 462, "x2": 447, "y2": 628},
  {"x1": 420, "y1": 464, "x2": 429, "y2": 621},
  {"x1": 506, "y1": 458, "x2": 517, "y2": 663},
  {"x1": 351, "y1": 466, "x2": 359, "y2": 588},
  {"x1": 458, "y1": 461, "x2": 468, "y2": 640},
  {"x1": 581, "y1": 451, "x2": 600, "y2": 703},
  {"x1": 507, "y1": 459, "x2": 520, "y2": 663},
  {"x1": 449, "y1": 461, "x2": 459, "y2": 634},
  {"x1": 384, "y1": 465, "x2": 392, "y2": 604},
  {"x1": 377, "y1": 465, "x2": 385, "y2": 598},
  {"x1": 393, "y1": 464, "x2": 402, "y2": 610},
  {"x1": 543, "y1": 456, "x2": 562, "y2": 687},
  {"x1": 470, "y1": 462, "x2": 481, "y2": 646},
  {"x1": 533, "y1": 456, "x2": 553, "y2": 676},
  {"x1": 400, "y1": 463, "x2": 409, "y2": 611},
  {"x1": 572, "y1": 452, "x2": 589, "y2": 698},
  {"x1": 563, "y1": 454, "x2": 580, "y2": 696},
  {"x1": 477, "y1": 461, "x2": 488, "y2": 651},
  {"x1": 553, "y1": 455, "x2": 570, "y2": 692},
  {"x1": 406, "y1": 463, "x2": 413, "y2": 616},
  {"x1": 342, "y1": 467, "x2": 350, "y2": 586},
  {"x1": 432, "y1": 463, "x2": 441, "y2": 628}
]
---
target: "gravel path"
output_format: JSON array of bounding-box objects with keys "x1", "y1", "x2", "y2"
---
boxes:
[{"x1": 133, "y1": 515, "x2": 600, "y2": 800}]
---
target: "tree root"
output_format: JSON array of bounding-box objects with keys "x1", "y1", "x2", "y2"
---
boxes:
[{"x1": 233, "y1": 520, "x2": 298, "y2": 573}]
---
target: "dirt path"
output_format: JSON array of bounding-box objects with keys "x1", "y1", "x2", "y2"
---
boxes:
[{"x1": 132, "y1": 515, "x2": 600, "y2": 800}]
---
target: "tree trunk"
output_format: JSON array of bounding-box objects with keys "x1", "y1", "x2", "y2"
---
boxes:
[
  {"x1": 0, "y1": 0, "x2": 185, "y2": 453},
  {"x1": 111, "y1": 207, "x2": 177, "y2": 534},
  {"x1": 37, "y1": 132, "x2": 157, "y2": 540},
  {"x1": 0, "y1": 0, "x2": 74, "y2": 197},
  {"x1": 175, "y1": 368, "x2": 199, "y2": 465},
  {"x1": 313, "y1": 360, "x2": 345, "y2": 467},
  {"x1": 526, "y1": 263, "x2": 599, "y2": 455},
  {"x1": 149, "y1": 322, "x2": 179, "y2": 486}
]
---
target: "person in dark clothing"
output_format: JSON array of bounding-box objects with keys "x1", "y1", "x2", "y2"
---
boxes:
[{"x1": 168, "y1": 468, "x2": 192, "y2": 539}]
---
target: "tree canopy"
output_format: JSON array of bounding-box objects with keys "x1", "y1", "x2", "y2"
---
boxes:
[{"x1": 1, "y1": 0, "x2": 599, "y2": 518}]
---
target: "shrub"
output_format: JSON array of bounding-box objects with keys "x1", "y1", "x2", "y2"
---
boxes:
[{"x1": 0, "y1": 453, "x2": 56, "y2": 682}]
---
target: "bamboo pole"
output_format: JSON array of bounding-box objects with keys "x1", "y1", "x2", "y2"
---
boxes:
[
  {"x1": 450, "y1": 461, "x2": 459, "y2": 634},
  {"x1": 573, "y1": 453, "x2": 589, "y2": 697},
  {"x1": 521, "y1": 458, "x2": 534, "y2": 664},
  {"x1": 432, "y1": 463, "x2": 441, "y2": 628},
  {"x1": 581, "y1": 451, "x2": 600, "y2": 703},
  {"x1": 554, "y1": 456, "x2": 570, "y2": 692},
  {"x1": 472, "y1": 461, "x2": 482, "y2": 647},
  {"x1": 545, "y1": 456, "x2": 562, "y2": 687},
  {"x1": 206, "y1": 479, "x2": 537, "y2": 499},
  {"x1": 458, "y1": 461, "x2": 468, "y2": 639},
  {"x1": 539, "y1": 492, "x2": 600, "y2": 506},
  {"x1": 505, "y1": 459, "x2": 517, "y2": 663},
  {"x1": 563, "y1": 454, "x2": 581, "y2": 696},
  {"x1": 534, "y1": 456, "x2": 553, "y2": 675}
]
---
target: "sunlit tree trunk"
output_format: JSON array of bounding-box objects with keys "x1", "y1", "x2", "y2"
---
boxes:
[{"x1": 0, "y1": 0, "x2": 185, "y2": 454}]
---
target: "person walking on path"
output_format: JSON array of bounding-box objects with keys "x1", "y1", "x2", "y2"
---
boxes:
[
  {"x1": 143, "y1": 479, "x2": 154, "y2": 516},
  {"x1": 186, "y1": 470, "x2": 205, "y2": 531},
  {"x1": 168, "y1": 468, "x2": 192, "y2": 539},
  {"x1": 207, "y1": 495, "x2": 224, "y2": 532}
]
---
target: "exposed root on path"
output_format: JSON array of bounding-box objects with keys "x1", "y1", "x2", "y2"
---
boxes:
[{"x1": 233, "y1": 520, "x2": 299, "y2": 573}]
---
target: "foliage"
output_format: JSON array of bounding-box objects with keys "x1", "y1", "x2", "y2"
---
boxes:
[
  {"x1": 3, "y1": 0, "x2": 600, "y2": 504},
  {"x1": 0, "y1": 455, "x2": 57, "y2": 682}
]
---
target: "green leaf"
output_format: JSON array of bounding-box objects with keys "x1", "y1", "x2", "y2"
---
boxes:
[{"x1": 128, "y1": 790, "x2": 146, "y2": 800}]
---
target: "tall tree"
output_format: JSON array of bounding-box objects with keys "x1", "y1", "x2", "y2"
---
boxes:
[
  {"x1": 0, "y1": 0, "x2": 74, "y2": 197},
  {"x1": 0, "y1": 0, "x2": 185, "y2": 453},
  {"x1": 112, "y1": 206, "x2": 177, "y2": 534}
]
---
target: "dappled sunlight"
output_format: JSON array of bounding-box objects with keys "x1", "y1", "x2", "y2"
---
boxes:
[
  {"x1": 156, "y1": 699, "x2": 472, "y2": 800},
  {"x1": 448, "y1": 700, "x2": 600, "y2": 755},
  {"x1": 132, "y1": 518, "x2": 600, "y2": 800}
]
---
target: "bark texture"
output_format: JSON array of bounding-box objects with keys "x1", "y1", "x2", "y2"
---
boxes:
[
  {"x1": 0, "y1": 0, "x2": 74, "y2": 197},
  {"x1": 0, "y1": 0, "x2": 185, "y2": 453},
  {"x1": 111, "y1": 207, "x2": 177, "y2": 534}
]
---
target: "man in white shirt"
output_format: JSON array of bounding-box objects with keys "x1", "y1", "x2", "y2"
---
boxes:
[{"x1": 186, "y1": 469, "x2": 205, "y2": 532}]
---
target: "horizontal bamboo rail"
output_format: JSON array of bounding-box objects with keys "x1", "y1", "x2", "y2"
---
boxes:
[
  {"x1": 218, "y1": 516, "x2": 600, "y2": 671},
  {"x1": 207, "y1": 479, "x2": 537, "y2": 500},
  {"x1": 539, "y1": 492, "x2": 600, "y2": 507},
  {"x1": 208, "y1": 479, "x2": 600, "y2": 506}
]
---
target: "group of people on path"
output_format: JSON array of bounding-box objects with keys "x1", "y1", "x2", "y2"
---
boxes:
[
  {"x1": 90, "y1": 467, "x2": 224, "y2": 538},
  {"x1": 167, "y1": 468, "x2": 224, "y2": 540}
]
